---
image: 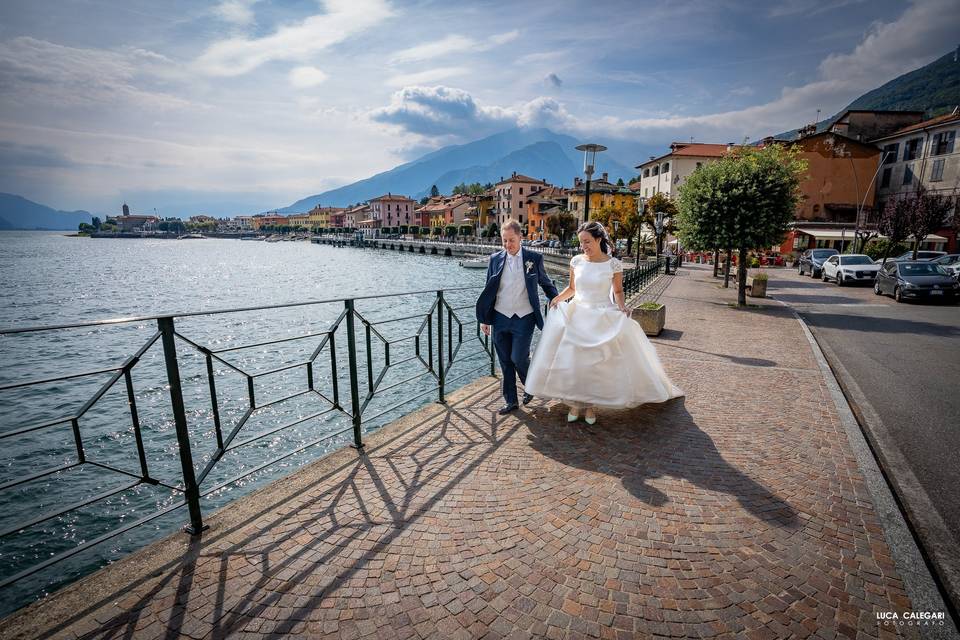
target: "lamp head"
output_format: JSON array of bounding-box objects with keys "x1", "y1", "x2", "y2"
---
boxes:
[{"x1": 575, "y1": 143, "x2": 607, "y2": 177}]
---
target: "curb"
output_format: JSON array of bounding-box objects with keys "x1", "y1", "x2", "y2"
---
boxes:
[{"x1": 779, "y1": 301, "x2": 960, "y2": 638}]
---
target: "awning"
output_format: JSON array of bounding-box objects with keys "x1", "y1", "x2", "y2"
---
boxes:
[{"x1": 794, "y1": 227, "x2": 948, "y2": 242}]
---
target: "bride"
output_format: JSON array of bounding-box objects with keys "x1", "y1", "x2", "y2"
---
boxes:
[{"x1": 524, "y1": 221, "x2": 683, "y2": 424}]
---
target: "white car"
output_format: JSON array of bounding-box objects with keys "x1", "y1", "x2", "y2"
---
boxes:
[
  {"x1": 931, "y1": 254, "x2": 960, "y2": 278},
  {"x1": 821, "y1": 254, "x2": 880, "y2": 286}
]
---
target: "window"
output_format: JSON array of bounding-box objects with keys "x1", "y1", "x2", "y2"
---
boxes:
[
  {"x1": 902, "y1": 164, "x2": 914, "y2": 185},
  {"x1": 662, "y1": 162, "x2": 670, "y2": 173},
  {"x1": 652, "y1": 166, "x2": 659, "y2": 176},
  {"x1": 643, "y1": 168, "x2": 650, "y2": 178},
  {"x1": 931, "y1": 158, "x2": 945, "y2": 182},
  {"x1": 880, "y1": 167, "x2": 892, "y2": 188},
  {"x1": 519, "y1": 187, "x2": 523, "y2": 195},
  {"x1": 931, "y1": 131, "x2": 955, "y2": 156},
  {"x1": 882, "y1": 143, "x2": 899, "y2": 163},
  {"x1": 903, "y1": 138, "x2": 922, "y2": 161}
]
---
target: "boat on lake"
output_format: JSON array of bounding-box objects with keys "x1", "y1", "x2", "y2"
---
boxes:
[
  {"x1": 459, "y1": 255, "x2": 489, "y2": 269},
  {"x1": 178, "y1": 233, "x2": 205, "y2": 239}
]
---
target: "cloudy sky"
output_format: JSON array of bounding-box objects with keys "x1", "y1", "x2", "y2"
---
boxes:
[{"x1": 0, "y1": 0, "x2": 957, "y2": 216}]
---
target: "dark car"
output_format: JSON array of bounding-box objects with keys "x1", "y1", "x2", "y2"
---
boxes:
[
  {"x1": 874, "y1": 261, "x2": 960, "y2": 303},
  {"x1": 890, "y1": 250, "x2": 947, "y2": 262},
  {"x1": 798, "y1": 248, "x2": 839, "y2": 277}
]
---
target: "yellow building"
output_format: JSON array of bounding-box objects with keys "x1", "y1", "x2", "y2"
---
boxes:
[
  {"x1": 287, "y1": 214, "x2": 310, "y2": 228},
  {"x1": 566, "y1": 173, "x2": 636, "y2": 222},
  {"x1": 306, "y1": 205, "x2": 345, "y2": 229}
]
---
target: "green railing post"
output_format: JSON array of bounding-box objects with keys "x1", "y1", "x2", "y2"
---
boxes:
[
  {"x1": 344, "y1": 299, "x2": 364, "y2": 452},
  {"x1": 437, "y1": 290, "x2": 445, "y2": 404},
  {"x1": 157, "y1": 316, "x2": 206, "y2": 535}
]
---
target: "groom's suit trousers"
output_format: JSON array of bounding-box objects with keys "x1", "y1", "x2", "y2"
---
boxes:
[{"x1": 492, "y1": 311, "x2": 535, "y2": 407}]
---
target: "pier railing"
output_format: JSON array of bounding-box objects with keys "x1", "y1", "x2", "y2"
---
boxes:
[
  {"x1": 0, "y1": 286, "x2": 498, "y2": 596},
  {"x1": 0, "y1": 259, "x2": 674, "y2": 603}
]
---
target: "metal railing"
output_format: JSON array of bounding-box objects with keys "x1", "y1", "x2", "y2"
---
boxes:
[
  {"x1": 0, "y1": 286, "x2": 497, "y2": 595},
  {"x1": 622, "y1": 257, "x2": 673, "y2": 297}
]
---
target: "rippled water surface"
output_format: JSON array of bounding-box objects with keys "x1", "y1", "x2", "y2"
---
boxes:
[{"x1": 0, "y1": 231, "x2": 491, "y2": 615}]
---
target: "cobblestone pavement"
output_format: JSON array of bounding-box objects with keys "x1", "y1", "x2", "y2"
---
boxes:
[{"x1": 3, "y1": 266, "x2": 921, "y2": 639}]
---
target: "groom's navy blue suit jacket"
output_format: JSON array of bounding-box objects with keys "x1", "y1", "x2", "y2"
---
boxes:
[{"x1": 476, "y1": 248, "x2": 559, "y2": 330}]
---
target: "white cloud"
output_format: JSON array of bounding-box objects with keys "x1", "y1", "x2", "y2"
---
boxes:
[
  {"x1": 289, "y1": 66, "x2": 329, "y2": 88},
  {"x1": 213, "y1": 0, "x2": 262, "y2": 26},
  {"x1": 387, "y1": 67, "x2": 468, "y2": 87},
  {"x1": 389, "y1": 30, "x2": 520, "y2": 64},
  {"x1": 194, "y1": 0, "x2": 394, "y2": 76},
  {"x1": 369, "y1": 85, "x2": 575, "y2": 138},
  {"x1": 0, "y1": 37, "x2": 192, "y2": 110}
]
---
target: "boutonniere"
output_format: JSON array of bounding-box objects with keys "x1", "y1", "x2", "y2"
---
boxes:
[{"x1": 525, "y1": 260, "x2": 533, "y2": 274}]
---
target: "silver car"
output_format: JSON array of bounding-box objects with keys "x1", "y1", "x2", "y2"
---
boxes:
[{"x1": 932, "y1": 254, "x2": 960, "y2": 279}]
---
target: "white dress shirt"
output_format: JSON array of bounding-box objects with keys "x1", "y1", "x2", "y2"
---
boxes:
[{"x1": 494, "y1": 250, "x2": 534, "y2": 318}]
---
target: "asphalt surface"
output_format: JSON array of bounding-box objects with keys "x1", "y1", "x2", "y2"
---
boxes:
[{"x1": 767, "y1": 266, "x2": 960, "y2": 608}]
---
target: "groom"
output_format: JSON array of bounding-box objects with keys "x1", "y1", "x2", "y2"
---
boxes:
[{"x1": 476, "y1": 220, "x2": 559, "y2": 414}]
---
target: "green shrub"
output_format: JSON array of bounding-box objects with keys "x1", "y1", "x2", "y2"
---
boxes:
[
  {"x1": 863, "y1": 238, "x2": 907, "y2": 261},
  {"x1": 751, "y1": 272, "x2": 769, "y2": 282},
  {"x1": 636, "y1": 302, "x2": 663, "y2": 310}
]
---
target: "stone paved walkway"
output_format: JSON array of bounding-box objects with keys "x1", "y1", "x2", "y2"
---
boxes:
[{"x1": 3, "y1": 266, "x2": 921, "y2": 639}]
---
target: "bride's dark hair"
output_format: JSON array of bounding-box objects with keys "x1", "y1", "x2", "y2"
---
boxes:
[{"x1": 577, "y1": 220, "x2": 612, "y2": 255}]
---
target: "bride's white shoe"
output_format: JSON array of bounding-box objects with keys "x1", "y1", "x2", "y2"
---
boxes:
[{"x1": 584, "y1": 408, "x2": 597, "y2": 425}]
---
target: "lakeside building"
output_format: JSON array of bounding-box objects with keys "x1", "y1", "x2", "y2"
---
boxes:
[
  {"x1": 287, "y1": 213, "x2": 310, "y2": 228},
  {"x1": 525, "y1": 186, "x2": 567, "y2": 240},
  {"x1": 307, "y1": 205, "x2": 346, "y2": 229},
  {"x1": 251, "y1": 214, "x2": 288, "y2": 231},
  {"x1": 369, "y1": 193, "x2": 417, "y2": 228},
  {"x1": 345, "y1": 204, "x2": 369, "y2": 230},
  {"x1": 106, "y1": 203, "x2": 159, "y2": 232},
  {"x1": 232, "y1": 216, "x2": 254, "y2": 230},
  {"x1": 494, "y1": 173, "x2": 550, "y2": 229},
  {"x1": 566, "y1": 173, "x2": 635, "y2": 223},
  {"x1": 635, "y1": 143, "x2": 741, "y2": 199},
  {"x1": 827, "y1": 109, "x2": 925, "y2": 142}
]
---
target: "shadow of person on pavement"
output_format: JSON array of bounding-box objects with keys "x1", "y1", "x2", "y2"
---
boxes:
[{"x1": 517, "y1": 398, "x2": 800, "y2": 531}]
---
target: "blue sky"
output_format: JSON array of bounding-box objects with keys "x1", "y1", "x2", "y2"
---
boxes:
[{"x1": 0, "y1": 0, "x2": 957, "y2": 216}]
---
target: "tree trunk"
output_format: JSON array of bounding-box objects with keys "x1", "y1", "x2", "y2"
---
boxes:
[
  {"x1": 723, "y1": 248, "x2": 732, "y2": 288},
  {"x1": 912, "y1": 238, "x2": 919, "y2": 260},
  {"x1": 737, "y1": 246, "x2": 748, "y2": 306},
  {"x1": 626, "y1": 237, "x2": 634, "y2": 257},
  {"x1": 712, "y1": 248, "x2": 720, "y2": 277}
]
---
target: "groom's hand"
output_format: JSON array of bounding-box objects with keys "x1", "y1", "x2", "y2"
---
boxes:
[{"x1": 480, "y1": 323, "x2": 491, "y2": 336}]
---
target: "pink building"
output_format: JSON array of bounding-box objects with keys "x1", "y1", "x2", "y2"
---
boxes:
[
  {"x1": 494, "y1": 172, "x2": 550, "y2": 229},
  {"x1": 369, "y1": 193, "x2": 417, "y2": 227}
]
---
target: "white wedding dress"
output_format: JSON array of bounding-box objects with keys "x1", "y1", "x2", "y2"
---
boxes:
[{"x1": 525, "y1": 254, "x2": 684, "y2": 409}]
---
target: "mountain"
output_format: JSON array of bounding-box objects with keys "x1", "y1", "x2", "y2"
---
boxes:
[
  {"x1": 0, "y1": 193, "x2": 92, "y2": 230},
  {"x1": 770, "y1": 48, "x2": 960, "y2": 140},
  {"x1": 279, "y1": 128, "x2": 638, "y2": 211}
]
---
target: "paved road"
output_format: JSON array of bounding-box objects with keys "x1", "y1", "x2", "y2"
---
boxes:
[{"x1": 768, "y1": 267, "x2": 960, "y2": 600}]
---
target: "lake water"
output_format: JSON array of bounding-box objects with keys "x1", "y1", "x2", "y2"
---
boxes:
[{"x1": 0, "y1": 231, "x2": 501, "y2": 615}]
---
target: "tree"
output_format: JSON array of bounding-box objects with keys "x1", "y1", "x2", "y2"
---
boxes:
[
  {"x1": 432, "y1": 226, "x2": 443, "y2": 236},
  {"x1": 677, "y1": 145, "x2": 806, "y2": 306},
  {"x1": 420, "y1": 196, "x2": 430, "y2": 205},
  {"x1": 91, "y1": 216, "x2": 102, "y2": 229},
  {"x1": 78, "y1": 222, "x2": 94, "y2": 233},
  {"x1": 646, "y1": 192, "x2": 678, "y2": 254},
  {"x1": 877, "y1": 195, "x2": 913, "y2": 266},
  {"x1": 430, "y1": 185, "x2": 440, "y2": 197},
  {"x1": 906, "y1": 186, "x2": 955, "y2": 259},
  {"x1": 444, "y1": 224, "x2": 457, "y2": 238},
  {"x1": 483, "y1": 182, "x2": 494, "y2": 191},
  {"x1": 545, "y1": 211, "x2": 578, "y2": 245},
  {"x1": 459, "y1": 224, "x2": 473, "y2": 237},
  {"x1": 616, "y1": 178, "x2": 625, "y2": 187}
]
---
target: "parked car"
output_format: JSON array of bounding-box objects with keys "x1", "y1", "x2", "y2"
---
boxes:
[
  {"x1": 821, "y1": 254, "x2": 880, "y2": 285},
  {"x1": 549, "y1": 240, "x2": 560, "y2": 248},
  {"x1": 530, "y1": 239, "x2": 547, "y2": 247},
  {"x1": 931, "y1": 254, "x2": 960, "y2": 278},
  {"x1": 874, "y1": 261, "x2": 960, "y2": 303},
  {"x1": 887, "y1": 250, "x2": 947, "y2": 262},
  {"x1": 797, "y1": 248, "x2": 839, "y2": 277}
]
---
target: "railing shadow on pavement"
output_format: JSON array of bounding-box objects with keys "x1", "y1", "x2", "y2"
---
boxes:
[
  {"x1": 517, "y1": 400, "x2": 800, "y2": 530},
  {"x1": 10, "y1": 378, "x2": 520, "y2": 639}
]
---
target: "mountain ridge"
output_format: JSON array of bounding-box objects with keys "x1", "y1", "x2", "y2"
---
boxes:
[{"x1": 0, "y1": 193, "x2": 92, "y2": 230}]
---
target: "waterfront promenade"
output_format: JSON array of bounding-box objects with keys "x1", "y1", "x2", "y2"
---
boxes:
[{"x1": 2, "y1": 265, "x2": 947, "y2": 639}]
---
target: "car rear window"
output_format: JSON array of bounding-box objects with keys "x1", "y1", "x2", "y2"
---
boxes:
[
  {"x1": 899, "y1": 263, "x2": 943, "y2": 275},
  {"x1": 812, "y1": 250, "x2": 837, "y2": 257}
]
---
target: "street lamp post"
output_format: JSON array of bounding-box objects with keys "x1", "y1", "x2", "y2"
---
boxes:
[
  {"x1": 611, "y1": 219, "x2": 620, "y2": 255},
  {"x1": 854, "y1": 150, "x2": 892, "y2": 253},
  {"x1": 576, "y1": 143, "x2": 607, "y2": 223},
  {"x1": 655, "y1": 211, "x2": 671, "y2": 275},
  {"x1": 636, "y1": 196, "x2": 647, "y2": 263}
]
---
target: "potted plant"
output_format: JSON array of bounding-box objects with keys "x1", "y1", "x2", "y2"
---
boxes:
[
  {"x1": 747, "y1": 271, "x2": 768, "y2": 297},
  {"x1": 631, "y1": 301, "x2": 665, "y2": 336}
]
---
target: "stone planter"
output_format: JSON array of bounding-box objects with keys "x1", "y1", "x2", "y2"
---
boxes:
[
  {"x1": 631, "y1": 303, "x2": 665, "y2": 336},
  {"x1": 747, "y1": 276, "x2": 768, "y2": 297}
]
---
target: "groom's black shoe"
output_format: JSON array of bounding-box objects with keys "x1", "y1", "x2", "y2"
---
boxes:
[
  {"x1": 522, "y1": 393, "x2": 534, "y2": 405},
  {"x1": 498, "y1": 404, "x2": 518, "y2": 415}
]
